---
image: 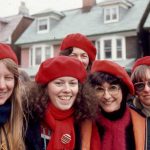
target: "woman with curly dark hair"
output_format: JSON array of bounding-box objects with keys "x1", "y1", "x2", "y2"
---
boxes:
[
  {"x1": 25, "y1": 56, "x2": 94, "y2": 150},
  {"x1": 82, "y1": 60, "x2": 146, "y2": 150}
]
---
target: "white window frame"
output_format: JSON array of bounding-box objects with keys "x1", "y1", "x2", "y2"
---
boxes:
[
  {"x1": 37, "y1": 17, "x2": 49, "y2": 33},
  {"x1": 96, "y1": 36, "x2": 126, "y2": 60},
  {"x1": 104, "y1": 6, "x2": 119, "y2": 23},
  {"x1": 29, "y1": 44, "x2": 54, "y2": 67}
]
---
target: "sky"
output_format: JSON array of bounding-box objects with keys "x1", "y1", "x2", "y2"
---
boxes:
[
  {"x1": 0, "y1": 0, "x2": 83, "y2": 17},
  {"x1": 0, "y1": 0, "x2": 104, "y2": 17}
]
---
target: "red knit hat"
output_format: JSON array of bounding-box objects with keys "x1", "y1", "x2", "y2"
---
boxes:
[
  {"x1": 35, "y1": 56, "x2": 87, "y2": 84},
  {"x1": 132, "y1": 56, "x2": 150, "y2": 73},
  {"x1": 91, "y1": 60, "x2": 134, "y2": 95},
  {"x1": 0, "y1": 43, "x2": 18, "y2": 64},
  {"x1": 60, "y1": 33, "x2": 96, "y2": 61}
]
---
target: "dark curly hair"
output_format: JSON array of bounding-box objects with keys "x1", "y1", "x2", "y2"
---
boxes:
[
  {"x1": 88, "y1": 72, "x2": 129, "y2": 100},
  {"x1": 74, "y1": 81, "x2": 99, "y2": 122},
  {"x1": 77, "y1": 72, "x2": 130, "y2": 120},
  {"x1": 25, "y1": 81, "x2": 91, "y2": 122}
]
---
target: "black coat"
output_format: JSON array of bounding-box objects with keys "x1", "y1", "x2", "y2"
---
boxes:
[{"x1": 25, "y1": 114, "x2": 81, "y2": 150}]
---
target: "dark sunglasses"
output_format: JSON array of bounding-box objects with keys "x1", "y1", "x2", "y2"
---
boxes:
[{"x1": 134, "y1": 81, "x2": 150, "y2": 92}]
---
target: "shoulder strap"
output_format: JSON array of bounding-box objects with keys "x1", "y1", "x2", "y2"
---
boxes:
[
  {"x1": 81, "y1": 120, "x2": 92, "y2": 150},
  {"x1": 129, "y1": 108, "x2": 145, "y2": 150}
]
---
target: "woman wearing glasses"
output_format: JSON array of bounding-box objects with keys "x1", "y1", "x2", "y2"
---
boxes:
[
  {"x1": 81, "y1": 60, "x2": 145, "y2": 150},
  {"x1": 131, "y1": 56, "x2": 150, "y2": 149}
]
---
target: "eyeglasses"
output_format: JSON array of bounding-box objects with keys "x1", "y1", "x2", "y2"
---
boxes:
[
  {"x1": 134, "y1": 81, "x2": 150, "y2": 92},
  {"x1": 95, "y1": 85, "x2": 120, "y2": 96}
]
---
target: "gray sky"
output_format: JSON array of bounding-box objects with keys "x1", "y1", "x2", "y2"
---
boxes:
[
  {"x1": 0, "y1": 0, "x2": 83, "y2": 17},
  {"x1": 0, "y1": 0, "x2": 103, "y2": 17}
]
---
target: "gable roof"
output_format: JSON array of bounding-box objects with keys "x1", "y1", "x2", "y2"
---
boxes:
[
  {"x1": 145, "y1": 13, "x2": 150, "y2": 28},
  {"x1": 16, "y1": 0, "x2": 150, "y2": 45},
  {"x1": 0, "y1": 15, "x2": 33, "y2": 43}
]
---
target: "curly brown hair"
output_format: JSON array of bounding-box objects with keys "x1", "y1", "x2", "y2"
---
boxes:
[
  {"x1": 25, "y1": 81, "x2": 93, "y2": 122},
  {"x1": 74, "y1": 81, "x2": 99, "y2": 122},
  {"x1": 77, "y1": 71, "x2": 130, "y2": 120}
]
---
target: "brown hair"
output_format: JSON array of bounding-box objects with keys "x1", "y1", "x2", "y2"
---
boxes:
[
  {"x1": 27, "y1": 81, "x2": 93, "y2": 122},
  {"x1": 131, "y1": 65, "x2": 150, "y2": 84},
  {"x1": 59, "y1": 48, "x2": 92, "y2": 73}
]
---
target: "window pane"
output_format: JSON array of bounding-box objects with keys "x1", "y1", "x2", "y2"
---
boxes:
[
  {"x1": 105, "y1": 52, "x2": 111, "y2": 58},
  {"x1": 112, "y1": 8, "x2": 117, "y2": 20},
  {"x1": 116, "y1": 39, "x2": 122, "y2": 58},
  {"x1": 105, "y1": 9, "x2": 110, "y2": 21},
  {"x1": 30, "y1": 48, "x2": 33, "y2": 66},
  {"x1": 104, "y1": 40, "x2": 112, "y2": 59},
  {"x1": 45, "y1": 46, "x2": 51, "y2": 59},
  {"x1": 35, "y1": 47, "x2": 42, "y2": 65},
  {"x1": 97, "y1": 41, "x2": 100, "y2": 59}
]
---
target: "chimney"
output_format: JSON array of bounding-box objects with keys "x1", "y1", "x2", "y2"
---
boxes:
[
  {"x1": 82, "y1": 0, "x2": 96, "y2": 12},
  {"x1": 18, "y1": 1, "x2": 29, "y2": 16},
  {"x1": 82, "y1": 0, "x2": 96, "y2": 8}
]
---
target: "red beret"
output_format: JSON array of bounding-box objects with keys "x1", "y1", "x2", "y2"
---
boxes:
[
  {"x1": 60, "y1": 33, "x2": 96, "y2": 61},
  {"x1": 91, "y1": 60, "x2": 134, "y2": 95},
  {"x1": 132, "y1": 56, "x2": 150, "y2": 73},
  {"x1": 35, "y1": 56, "x2": 87, "y2": 84},
  {"x1": 0, "y1": 43, "x2": 18, "y2": 64}
]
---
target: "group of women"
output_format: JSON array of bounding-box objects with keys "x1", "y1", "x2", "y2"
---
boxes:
[{"x1": 0, "y1": 32, "x2": 149, "y2": 150}]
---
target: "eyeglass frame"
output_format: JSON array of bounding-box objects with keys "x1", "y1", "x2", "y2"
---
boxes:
[
  {"x1": 94, "y1": 84, "x2": 121, "y2": 97},
  {"x1": 134, "y1": 80, "x2": 150, "y2": 92}
]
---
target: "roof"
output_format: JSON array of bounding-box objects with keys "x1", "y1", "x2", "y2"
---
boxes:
[
  {"x1": 144, "y1": 13, "x2": 150, "y2": 28},
  {"x1": 32, "y1": 9, "x2": 65, "y2": 17},
  {"x1": 0, "y1": 15, "x2": 33, "y2": 43},
  {"x1": 16, "y1": 0, "x2": 150, "y2": 45}
]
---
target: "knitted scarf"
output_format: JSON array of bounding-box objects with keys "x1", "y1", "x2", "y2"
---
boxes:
[
  {"x1": 44, "y1": 102, "x2": 75, "y2": 150},
  {"x1": 0, "y1": 100, "x2": 11, "y2": 126},
  {"x1": 91, "y1": 107, "x2": 131, "y2": 150}
]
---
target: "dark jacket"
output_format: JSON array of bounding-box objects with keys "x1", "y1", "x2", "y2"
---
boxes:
[{"x1": 25, "y1": 113, "x2": 82, "y2": 150}]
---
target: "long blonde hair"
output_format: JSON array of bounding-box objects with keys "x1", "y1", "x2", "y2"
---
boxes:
[{"x1": 0, "y1": 59, "x2": 25, "y2": 150}]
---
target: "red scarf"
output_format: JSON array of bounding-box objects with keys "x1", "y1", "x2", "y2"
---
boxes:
[
  {"x1": 91, "y1": 108, "x2": 131, "y2": 150},
  {"x1": 44, "y1": 103, "x2": 75, "y2": 150}
]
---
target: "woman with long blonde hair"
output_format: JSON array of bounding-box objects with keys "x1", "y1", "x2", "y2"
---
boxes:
[{"x1": 0, "y1": 43, "x2": 25, "y2": 150}]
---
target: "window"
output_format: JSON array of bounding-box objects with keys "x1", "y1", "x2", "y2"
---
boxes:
[
  {"x1": 30, "y1": 47, "x2": 33, "y2": 66},
  {"x1": 45, "y1": 46, "x2": 51, "y2": 59},
  {"x1": 96, "y1": 41, "x2": 101, "y2": 59},
  {"x1": 104, "y1": 6, "x2": 119, "y2": 23},
  {"x1": 96, "y1": 36, "x2": 125, "y2": 60},
  {"x1": 116, "y1": 39, "x2": 122, "y2": 58},
  {"x1": 104, "y1": 40, "x2": 112, "y2": 59},
  {"x1": 30, "y1": 45, "x2": 53, "y2": 67},
  {"x1": 105, "y1": 9, "x2": 111, "y2": 21},
  {"x1": 37, "y1": 17, "x2": 49, "y2": 33},
  {"x1": 35, "y1": 47, "x2": 42, "y2": 65}
]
